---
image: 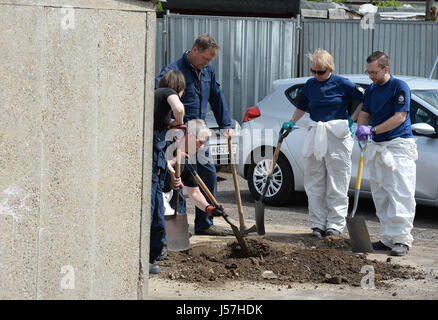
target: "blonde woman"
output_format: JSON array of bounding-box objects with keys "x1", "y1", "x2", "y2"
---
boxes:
[{"x1": 282, "y1": 49, "x2": 365, "y2": 238}]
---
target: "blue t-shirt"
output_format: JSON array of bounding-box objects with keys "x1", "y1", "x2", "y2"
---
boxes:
[
  {"x1": 362, "y1": 76, "x2": 413, "y2": 142},
  {"x1": 297, "y1": 74, "x2": 364, "y2": 122}
]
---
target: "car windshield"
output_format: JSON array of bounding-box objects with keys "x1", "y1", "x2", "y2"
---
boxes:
[{"x1": 413, "y1": 90, "x2": 438, "y2": 110}]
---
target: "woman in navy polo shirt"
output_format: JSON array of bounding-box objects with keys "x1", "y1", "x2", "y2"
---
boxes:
[{"x1": 282, "y1": 49, "x2": 364, "y2": 238}]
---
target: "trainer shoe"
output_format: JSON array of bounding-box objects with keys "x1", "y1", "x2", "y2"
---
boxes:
[
  {"x1": 149, "y1": 263, "x2": 160, "y2": 274},
  {"x1": 372, "y1": 241, "x2": 391, "y2": 251},
  {"x1": 311, "y1": 228, "x2": 324, "y2": 238},
  {"x1": 326, "y1": 228, "x2": 341, "y2": 236},
  {"x1": 156, "y1": 247, "x2": 167, "y2": 261},
  {"x1": 390, "y1": 243, "x2": 409, "y2": 256},
  {"x1": 195, "y1": 225, "x2": 233, "y2": 236}
]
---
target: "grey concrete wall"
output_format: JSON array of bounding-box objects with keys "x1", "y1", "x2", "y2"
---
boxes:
[{"x1": 0, "y1": 0, "x2": 156, "y2": 299}]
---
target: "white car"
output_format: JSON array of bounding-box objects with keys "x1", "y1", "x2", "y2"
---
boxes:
[{"x1": 236, "y1": 75, "x2": 438, "y2": 207}]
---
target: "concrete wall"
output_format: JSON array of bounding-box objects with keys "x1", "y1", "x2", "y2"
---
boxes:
[{"x1": 0, "y1": 0, "x2": 156, "y2": 299}]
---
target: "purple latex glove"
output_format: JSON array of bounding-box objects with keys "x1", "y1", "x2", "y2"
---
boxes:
[{"x1": 355, "y1": 125, "x2": 372, "y2": 141}]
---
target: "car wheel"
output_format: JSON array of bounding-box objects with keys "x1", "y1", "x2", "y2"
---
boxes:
[{"x1": 247, "y1": 147, "x2": 294, "y2": 205}]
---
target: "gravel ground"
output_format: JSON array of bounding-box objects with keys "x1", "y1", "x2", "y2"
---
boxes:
[
  {"x1": 148, "y1": 169, "x2": 438, "y2": 300},
  {"x1": 213, "y1": 169, "x2": 438, "y2": 245}
]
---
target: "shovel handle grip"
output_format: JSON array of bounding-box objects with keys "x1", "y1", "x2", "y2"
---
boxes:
[
  {"x1": 279, "y1": 127, "x2": 291, "y2": 140},
  {"x1": 356, "y1": 156, "x2": 364, "y2": 190}
]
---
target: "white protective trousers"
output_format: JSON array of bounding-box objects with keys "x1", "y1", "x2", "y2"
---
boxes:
[
  {"x1": 365, "y1": 138, "x2": 418, "y2": 248},
  {"x1": 302, "y1": 119, "x2": 354, "y2": 232}
]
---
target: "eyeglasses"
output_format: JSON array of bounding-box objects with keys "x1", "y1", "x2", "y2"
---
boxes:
[
  {"x1": 365, "y1": 68, "x2": 384, "y2": 76},
  {"x1": 310, "y1": 68, "x2": 327, "y2": 76}
]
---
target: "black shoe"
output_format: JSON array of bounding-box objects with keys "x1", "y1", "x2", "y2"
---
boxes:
[
  {"x1": 372, "y1": 241, "x2": 391, "y2": 251},
  {"x1": 311, "y1": 228, "x2": 324, "y2": 238},
  {"x1": 149, "y1": 263, "x2": 160, "y2": 274},
  {"x1": 326, "y1": 228, "x2": 341, "y2": 236},
  {"x1": 390, "y1": 243, "x2": 409, "y2": 256},
  {"x1": 195, "y1": 225, "x2": 233, "y2": 236}
]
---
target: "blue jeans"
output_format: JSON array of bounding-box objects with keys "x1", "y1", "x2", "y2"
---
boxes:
[
  {"x1": 193, "y1": 145, "x2": 217, "y2": 234},
  {"x1": 150, "y1": 168, "x2": 166, "y2": 263},
  {"x1": 150, "y1": 130, "x2": 167, "y2": 263}
]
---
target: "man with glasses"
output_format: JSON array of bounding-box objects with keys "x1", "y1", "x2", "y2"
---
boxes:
[
  {"x1": 156, "y1": 34, "x2": 234, "y2": 236},
  {"x1": 355, "y1": 51, "x2": 418, "y2": 257},
  {"x1": 282, "y1": 49, "x2": 364, "y2": 238},
  {"x1": 164, "y1": 120, "x2": 228, "y2": 239}
]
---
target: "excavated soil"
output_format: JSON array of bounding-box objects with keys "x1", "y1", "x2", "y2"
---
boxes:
[{"x1": 157, "y1": 235, "x2": 425, "y2": 288}]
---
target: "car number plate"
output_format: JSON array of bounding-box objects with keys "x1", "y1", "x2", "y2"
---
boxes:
[{"x1": 210, "y1": 144, "x2": 237, "y2": 156}]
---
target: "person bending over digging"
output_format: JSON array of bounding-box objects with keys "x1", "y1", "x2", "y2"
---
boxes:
[{"x1": 152, "y1": 119, "x2": 228, "y2": 273}]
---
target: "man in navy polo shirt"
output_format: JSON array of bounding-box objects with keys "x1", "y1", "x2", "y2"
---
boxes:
[
  {"x1": 156, "y1": 34, "x2": 234, "y2": 236},
  {"x1": 356, "y1": 51, "x2": 418, "y2": 257}
]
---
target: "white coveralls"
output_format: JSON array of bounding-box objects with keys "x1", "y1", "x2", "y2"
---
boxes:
[
  {"x1": 302, "y1": 119, "x2": 354, "y2": 232},
  {"x1": 365, "y1": 137, "x2": 418, "y2": 248}
]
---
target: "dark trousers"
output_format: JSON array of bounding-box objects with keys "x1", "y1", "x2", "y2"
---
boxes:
[
  {"x1": 166, "y1": 155, "x2": 216, "y2": 234},
  {"x1": 193, "y1": 146, "x2": 217, "y2": 234},
  {"x1": 150, "y1": 130, "x2": 167, "y2": 264},
  {"x1": 150, "y1": 168, "x2": 166, "y2": 263}
]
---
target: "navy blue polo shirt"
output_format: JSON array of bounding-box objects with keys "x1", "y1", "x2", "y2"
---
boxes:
[
  {"x1": 297, "y1": 74, "x2": 364, "y2": 122},
  {"x1": 362, "y1": 76, "x2": 413, "y2": 142}
]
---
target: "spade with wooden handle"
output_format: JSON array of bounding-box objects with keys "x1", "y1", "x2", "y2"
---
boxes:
[
  {"x1": 185, "y1": 159, "x2": 251, "y2": 257},
  {"x1": 227, "y1": 136, "x2": 256, "y2": 235},
  {"x1": 346, "y1": 137, "x2": 373, "y2": 253}
]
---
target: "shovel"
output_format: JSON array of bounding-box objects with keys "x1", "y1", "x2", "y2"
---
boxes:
[
  {"x1": 254, "y1": 127, "x2": 291, "y2": 235},
  {"x1": 228, "y1": 136, "x2": 256, "y2": 235},
  {"x1": 164, "y1": 128, "x2": 190, "y2": 252},
  {"x1": 346, "y1": 137, "x2": 373, "y2": 253},
  {"x1": 185, "y1": 159, "x2": 251, "y2": 257}
]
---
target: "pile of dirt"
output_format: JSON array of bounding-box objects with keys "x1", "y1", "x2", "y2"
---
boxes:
[{"x1": 157, "y1": 237, "x2": 424, "y2": 288}]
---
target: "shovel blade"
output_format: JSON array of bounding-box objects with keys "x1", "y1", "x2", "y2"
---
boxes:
[
  {"x1": 229, "y1": 224, "x2": 251, "y2": 257},
  {"x1": 164, "y1": 214, "x2": 190, "y2": 251},
  {"x1": 254, "y1": 200, "x2": 266, "y2": 235},
  {"x1": 223, "y1": 216, "x2": 251, "y2": 257},
  {"x1": 347, "y1": 216, "x2": 373, "y2": 253}
]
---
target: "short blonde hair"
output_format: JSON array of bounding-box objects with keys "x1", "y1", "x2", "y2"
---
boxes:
[{"x1": 307, "y1": 49, "x2": 335, "y2": 73}]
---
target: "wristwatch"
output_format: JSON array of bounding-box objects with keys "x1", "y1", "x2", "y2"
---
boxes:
[{"x1": 371, "y1": 127, "x2": 377, "y2": 134}]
